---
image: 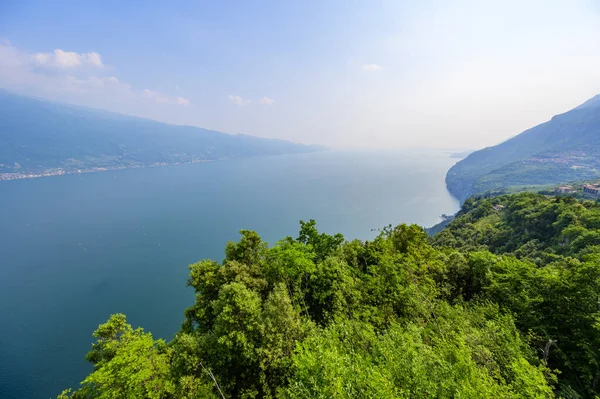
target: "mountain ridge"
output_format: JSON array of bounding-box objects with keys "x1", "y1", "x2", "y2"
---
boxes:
[
  {"x1": 0, "y1": 90, "x2": 326, "y2": 180},
  {"x1": 446, "y1": 94, "x2": 600, "y2": 202}
]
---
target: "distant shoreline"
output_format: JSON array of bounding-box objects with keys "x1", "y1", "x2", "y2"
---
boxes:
[{"x1": 0, "y1": 159, "x2": 213, "y2": 182}]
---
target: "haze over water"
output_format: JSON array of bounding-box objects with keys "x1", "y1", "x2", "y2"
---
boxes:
[{"x1": 0, "y1": 150, "x2": 459, "y2": 398}]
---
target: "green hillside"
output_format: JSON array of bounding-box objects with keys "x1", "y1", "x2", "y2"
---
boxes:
[
  {"x1": 58, "y1": 193, "x2": 600, "y2": 398},
  {"x1": 446, "y1": 95, "x2": 600, "y2": 202},
  {"x1": 0, "y1": 90, "x2": 325, "y2": 180}
]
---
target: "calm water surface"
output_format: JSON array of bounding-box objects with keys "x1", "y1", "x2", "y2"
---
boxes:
[{"x1": 0, "y1": 150, "x2": 459, "y2": 398}]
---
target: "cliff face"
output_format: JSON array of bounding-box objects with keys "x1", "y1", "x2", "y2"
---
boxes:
[
  {"x1": 445, "y1": 171, "x2": 474, "y2": 203},
  {"x1": 445, "y1": 95, "x2": 600, "y2": 202}
]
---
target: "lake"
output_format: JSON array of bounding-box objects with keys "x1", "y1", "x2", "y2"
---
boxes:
[{"x1": 0, "y1": 150, "x2": 459, "y2": 398}]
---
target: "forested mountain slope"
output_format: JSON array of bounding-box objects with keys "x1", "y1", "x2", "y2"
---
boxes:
[
  {"x1": 0, "y1": 90, "x2": 324, "y2": 180},
  {"x1": 58, "y1": 193, "x2": 600, "y2": 398},
  {"x1": 446, "y1": 95, "x2": 600, "y2": 202}
]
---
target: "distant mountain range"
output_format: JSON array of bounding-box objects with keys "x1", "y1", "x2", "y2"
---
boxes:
[
  {"x1": 446, "y1": 94, "x2": 600, "y2": 202},
  {"x1": 0, "y1": 90, "x2": 325, "y2": 180}
]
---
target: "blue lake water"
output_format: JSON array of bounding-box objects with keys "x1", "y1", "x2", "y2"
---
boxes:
[{"x1": 0, "y1": 150, "x2": 459, "y2": 398}]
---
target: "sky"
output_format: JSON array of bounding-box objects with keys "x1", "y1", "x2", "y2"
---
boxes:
[{"x1": 1, "y1": 0, "x2": 600, "y2": 149}]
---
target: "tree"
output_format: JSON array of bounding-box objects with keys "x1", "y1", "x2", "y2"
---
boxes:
[
  {"x1": 60, "y1": 200, "x2": 600, "y2": 398},
  {"x1": 60, "y1": 314, "x2": 176, "y2": 399}
]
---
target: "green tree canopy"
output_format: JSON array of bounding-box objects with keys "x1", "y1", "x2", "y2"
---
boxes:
[{"x1": 60, "y1": 195, "x2": 600, "y2": 398}]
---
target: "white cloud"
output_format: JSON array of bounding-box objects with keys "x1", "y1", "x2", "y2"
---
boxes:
[
  {"x1": 362, "y1": 64, "x2": 382, "y2": 71},
  {"x1": 58, "y1": 76, "x2": 190, "y2": 106},
  {"x1": 0, "y1": 43, "x2": 26, "y2": 68},
  {"x1": 32, "y1": 49, "x2": 104, "y2": 69},
  {"x1": 228, "y1": 95, "x2": 251, "y2": 106},
  {"x1": 65, "y1": 75, "x2": 132, "y2": 94},
  {"x1": 175, "y1": 96, "x2": 190, "y2": 106},
  {"x1": 143, "y1": 89, "x2": 191, "y2": 106},
  {"x1": 0, "y1": 43, "x2": 190, "y2": 108},
  {"x1": 143, "y1": 89, "x2": 171, "y2": 104},
  {"x1": 259, "y1": 96, "x2": 274, "y2": 105}
]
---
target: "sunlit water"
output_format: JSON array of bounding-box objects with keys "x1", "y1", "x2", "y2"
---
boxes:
[{"x1": 0, "y1": 150, "x2": 459, "y2": 398}]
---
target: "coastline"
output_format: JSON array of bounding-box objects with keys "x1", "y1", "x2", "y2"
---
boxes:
[{"x1": 0, "y1": 159, "x2": 213, "y2": 182}]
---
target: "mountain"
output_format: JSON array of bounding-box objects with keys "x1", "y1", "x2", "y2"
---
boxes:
[
  {"x1": 446, "y1": 95, "x2": 600, "y2": 202},
  {"x1": 0, "y1": 90, "x2": 325, "y2": 180}
]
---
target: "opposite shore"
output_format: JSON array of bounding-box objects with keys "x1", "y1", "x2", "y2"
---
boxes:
[{"x1": 0, "y1": 159, "x2": 213, "y2": 181}]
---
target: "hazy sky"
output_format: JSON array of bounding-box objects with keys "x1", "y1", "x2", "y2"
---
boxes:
[{"x1": 1, "y1": 0, "x2": 600, "y2": 149}]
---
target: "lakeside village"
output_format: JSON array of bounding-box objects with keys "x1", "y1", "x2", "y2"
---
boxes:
[
  {"x1": 0, "y1": 166, "x2": 159, "y2": 181},
  {"x1": 0, "y1": 159, "x2": 213, "y2": 181},
  {"x1": 555, "y1": 182, "x2": 600, "y2": 199}
]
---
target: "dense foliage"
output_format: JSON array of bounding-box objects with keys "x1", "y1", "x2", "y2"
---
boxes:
[{"x1": 60, "y1": 194, "x2": 600, "y2": 398}]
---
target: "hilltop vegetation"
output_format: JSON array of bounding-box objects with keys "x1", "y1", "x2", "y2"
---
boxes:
[
  {"x1": 0, "y1": 90, "x2": 324, "y2": 180},
  {"x1": 57, "y1": 192, "x2": 600, "y2": 398},
  {"x1": 446, "y1": 94, "x2": 600, "y2": 202}
]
